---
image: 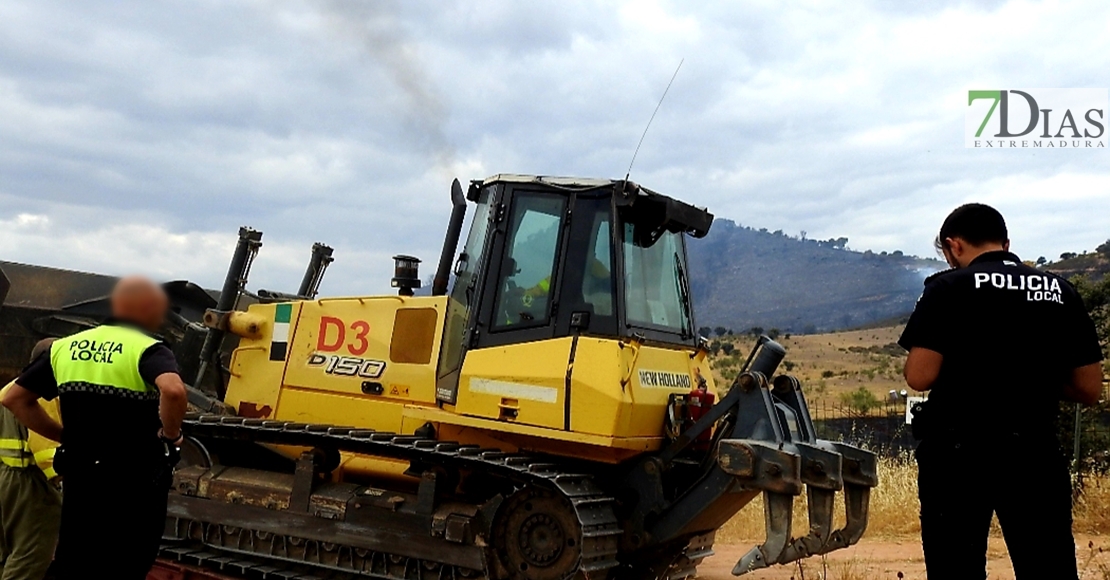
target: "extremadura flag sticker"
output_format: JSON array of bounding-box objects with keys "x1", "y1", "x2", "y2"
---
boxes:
[{"x1": 270, "y1": 303, "x2": 291, "y2": 361}]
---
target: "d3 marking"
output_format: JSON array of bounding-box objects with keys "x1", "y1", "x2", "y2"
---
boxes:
[{"x1": 317, "y1": 316, "x2": 372, "y2": 355}]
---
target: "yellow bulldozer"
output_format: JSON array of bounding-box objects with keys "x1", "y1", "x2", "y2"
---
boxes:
[{"x1": 165, "y1": 175, "x2": 878, "y2": 580}]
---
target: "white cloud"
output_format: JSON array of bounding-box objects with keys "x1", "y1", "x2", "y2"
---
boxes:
[{"x1": 0, "y1": 0, "x2": 1107, "y2": 297}]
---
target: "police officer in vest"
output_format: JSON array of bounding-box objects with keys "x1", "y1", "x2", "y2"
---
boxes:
[
  {"x1": 899, "y1": 204, "x2": 1104, "y2": 579},
  {"x1": 3, "y1": 276, "x2": 188, "y2": 579}
]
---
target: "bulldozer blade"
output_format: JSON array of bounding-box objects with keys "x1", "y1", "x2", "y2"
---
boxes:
[
  {"x1": 732, "y1": 491, "x2": 794, "y2": 576},
  {"x1": 817, "y1": 442, "x2": 878, "y2": 554}
]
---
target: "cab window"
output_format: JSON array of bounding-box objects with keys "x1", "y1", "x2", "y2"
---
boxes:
[
  {"x1": 582, "y1": 216, "x2": 613, "y2": 317},
  {"x1": 492, "y1": 194, "x2": 566, "y2": 329},
  {"x1": 623, "y1": 225, "x2": 692, "y2": 336}
]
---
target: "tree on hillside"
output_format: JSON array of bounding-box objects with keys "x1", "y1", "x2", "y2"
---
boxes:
[
  {"x1": 714, "y1": 326, "x2": 727, "y2": 337},
  {"x1": 1036, "y1": 256, "x2": 1047, "y2": 266},
  {"x1": 1097, "y1": 239, "x2": 1110, "y2": 259},
  {"x1": 818, "y1": 237, "x2": 849, "y2": 249},
  {"x1": 748, "y1": 326, "x2": 764, "y2": 336},
  {"x1": 720, "y1": 343, "x2": 735, "y2": 355},
  {"x1": 1061, "y1": 252, "x2": 1078, "y2": 261},
  {"x1": 698, "y1": 326, "x2": 712, "y2": 338}
]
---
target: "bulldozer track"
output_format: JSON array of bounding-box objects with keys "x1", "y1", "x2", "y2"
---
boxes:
[
  {"x1": 157, "y1": 544, "x2": 361, "y2": 580},
  {"x1": 173, "y1": 414, "x2": 622, "y2": 579}
]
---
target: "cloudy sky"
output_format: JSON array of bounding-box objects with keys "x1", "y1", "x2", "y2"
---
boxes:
[{"x1": 1, "y1": 0, "x2": 1108, "y2": 296}]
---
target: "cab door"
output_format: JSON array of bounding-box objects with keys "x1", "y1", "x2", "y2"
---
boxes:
[
  {"x1": 455, "y1": 188, "x2": 572, "y2": 429},
  {"x1": 475, "y1": 189, "x2": 568, "y2": 346}
]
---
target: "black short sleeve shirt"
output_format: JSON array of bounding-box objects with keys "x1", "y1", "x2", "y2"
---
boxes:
[{"x1": 898, "y1": 251, "x2": 1103, "y2": 435}]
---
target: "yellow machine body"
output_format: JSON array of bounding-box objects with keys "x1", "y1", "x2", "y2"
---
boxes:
[{"x1": 223, "y1": 295, "x2": 715, "y2": 477}]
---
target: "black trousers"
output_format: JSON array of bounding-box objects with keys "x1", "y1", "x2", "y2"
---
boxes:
[
  {"x1": 916, "y1": 434, "x2": 1078, "y2": 580},
  {"x1": 52, "y1": 460, "x2": 170, "y2": 580}
]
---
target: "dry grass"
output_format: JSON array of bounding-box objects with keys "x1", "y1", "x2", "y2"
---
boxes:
[
  {"x1": 718, "y1": 457, "x2": 921, "y2": 543},
  {"x1": 718, "y1": 458, "x2": 1110, "y2": 545},
  {"x1": 1077, "y1": 476, "x2": 1110, "y2": 534},
  {"x1": 826, "y1": 558, "x2": 866, "y2": 580}
]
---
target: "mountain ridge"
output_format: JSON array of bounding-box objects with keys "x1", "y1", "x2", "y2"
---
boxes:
[{"x1": 687, "y1": 219, "x2": 942, "y2": 334}]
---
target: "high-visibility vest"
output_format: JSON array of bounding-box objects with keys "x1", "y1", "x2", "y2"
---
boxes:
[
  {"x1": 0, "y1": 383, "x2": 61, "y2": 479},
  {"x1": 50, "y1": 324, "x2": 160, "y2": 401}
]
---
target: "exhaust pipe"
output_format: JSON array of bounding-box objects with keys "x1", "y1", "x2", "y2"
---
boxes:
[
  {"x1": 431, "y1": 178, "x2": 468, "y2": 296},
  {"x1": 195, "y1": 227, "x2": 262, "y2": 397}
]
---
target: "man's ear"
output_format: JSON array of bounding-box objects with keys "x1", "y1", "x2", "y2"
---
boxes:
[
  {"x1": 1003, "y1": 240, "x2": 1011, "y2": 251},
  {"x1": 945, "y1": 237, "x2": 963, "y2": 258}
]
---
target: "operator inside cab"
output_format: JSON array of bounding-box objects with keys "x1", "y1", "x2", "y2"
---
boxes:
[
  {"x1": 515, "y1": 256, "x2": 612, "y2": 322},
  {"x1": 498, "y1": 211, "x2": 614, "y2": 327}
]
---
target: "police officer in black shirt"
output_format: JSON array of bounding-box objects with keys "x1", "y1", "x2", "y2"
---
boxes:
[
  {"x1": 899, "y1": 203, "x2": 1104, "y2": 580},
  {"x1": 2, "y1": 276, "x2": 188, "y2": 579}
]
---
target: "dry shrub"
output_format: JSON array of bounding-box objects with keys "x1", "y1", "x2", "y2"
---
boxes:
[{"x1": 828, "y1": 558, "x2": 866, "y2": 580}]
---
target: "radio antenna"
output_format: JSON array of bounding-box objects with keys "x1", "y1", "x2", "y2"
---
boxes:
[{"x1": 625, "y1": 58, "x2": 684, "y2": 182}]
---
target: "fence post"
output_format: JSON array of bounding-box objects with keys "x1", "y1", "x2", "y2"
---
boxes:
[{"x1": 1072, "y1": 403, "x2": 1082, "y2": 471}]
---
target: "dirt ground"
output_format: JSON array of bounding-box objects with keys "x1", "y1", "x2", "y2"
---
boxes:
[{"x1": 698, "y1": 535, "x2": 1110, "y2": 580}]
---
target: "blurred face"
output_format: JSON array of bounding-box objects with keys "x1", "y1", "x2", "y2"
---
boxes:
[
  {"x1": 110, "y1": 277, "x2": 169, "y2": 332},
  {"x1": 136, "y1": 291, "x2": 169, "y2": 332}
]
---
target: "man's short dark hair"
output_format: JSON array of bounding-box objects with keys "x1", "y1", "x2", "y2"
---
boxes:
[{"x1": 934, "y1": 203, "x2": 1008, "y2": 252}]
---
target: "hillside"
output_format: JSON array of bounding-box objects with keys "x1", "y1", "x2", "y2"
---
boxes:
[
  {"x1": 707, "y1": 325, "x2": 908, "y2": 410},
  {"x1": 1045, "y1": 241, "x2": 1110, "y2": 280},
  {"x1": 688, "y1": 219, "x2": 942, "y2": 333}
]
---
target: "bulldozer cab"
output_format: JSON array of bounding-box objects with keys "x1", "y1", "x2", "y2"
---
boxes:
[{"x1": 436, "y1": 175, "x2": 713, "y2": 404}]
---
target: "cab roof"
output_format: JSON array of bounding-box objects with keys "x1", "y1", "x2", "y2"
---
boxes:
[{"x1": 476, "y1": 174, "x2": 714, "y2": 239}]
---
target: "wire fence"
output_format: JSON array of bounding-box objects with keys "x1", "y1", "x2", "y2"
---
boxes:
[
  {"x1": 811, "y1": 385, "x2": 1110, "y2": 474},
  {"x1": 810, "y1": 402, "x2": 916, "y2": 457}
]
